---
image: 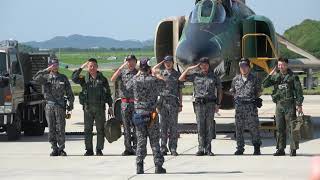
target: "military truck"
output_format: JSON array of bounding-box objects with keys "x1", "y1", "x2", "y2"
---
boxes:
[{"x1": 0, "y1": 40, "x2": 50, "y2": 140}]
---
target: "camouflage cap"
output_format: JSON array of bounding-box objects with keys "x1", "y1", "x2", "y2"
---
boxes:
[
  {"x1": 199, "y1": 57, "x2": 210, "y2": 64},
  {"x1": 48, "y1": 58, "x2": 59, "y2": 67},
  {"x1": 164, "y1": 55, "x2": 174, "y2": 62},
  {"x1": 239, "y1": 58, "x2": 250, "y2": 67},
  {"x1": 139, "y1": 58, "x2": 151, "y2": 69}
]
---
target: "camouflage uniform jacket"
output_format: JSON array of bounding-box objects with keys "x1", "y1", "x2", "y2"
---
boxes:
[
  {"x1": 126, "y1": 73, "x2": 165, "y2": 112},
  {"x1": 186, "y1": 70, "x2": 222, "y2": 100},
  {"x1": 116, "y1": 68, "x2": 138, "y2": 99},
  {"x1": 33, "y1": 69, "x2": 74, "y2": 106},
  {"x1": 159, "y1": 69, "x2": 184, "y2": 99},
  {"x1": 230, "y1": 72, "x2": 262, "y2": 102}
]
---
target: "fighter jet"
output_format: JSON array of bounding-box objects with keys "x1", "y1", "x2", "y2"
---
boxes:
[{"x1": 154, "y1": 0, "x2": 320, "y2": 109}]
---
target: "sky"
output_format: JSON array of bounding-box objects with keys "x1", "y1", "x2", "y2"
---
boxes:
[{"x1": 1, "y1": 0, "x2": 319, "y2": 42}]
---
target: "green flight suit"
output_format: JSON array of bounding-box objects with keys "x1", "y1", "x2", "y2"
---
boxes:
[
  {"x1": 263, "y1": 69, "x2": 304, "y2": 150},
  {"x1": 72, "y1": 68, "x2": 113, "y2": 151}
]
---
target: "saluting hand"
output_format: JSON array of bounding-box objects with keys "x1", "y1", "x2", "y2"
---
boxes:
[
  {"x1": 135, "y1": 70, "x2": 141, "y2": 77},
  {"x1": 81, "y1": 61, "x2": 89, "y2": 69},
  {"x1": 157, "y1": 60, "x2": 165, "y2": 66},
  {"x1": 119, "y1": 61, "x2": 128, "y2": 69},
  {"x1": 269, "y1": 66, "x2": 277, "y2": 75},
  {"x1": 46, "y1": 64, "x2": 55, "y2": 71},
  {"x1": 188, "y1": 63, "x2": 200, "y2": 70}
]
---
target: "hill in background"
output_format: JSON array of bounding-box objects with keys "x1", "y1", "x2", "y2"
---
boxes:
[
  {"x1": 280, "y1": 19, "x2": 320, "y2": 58},
  {"x1": 23, "y1": 34, "x2": 153, "y2": 49}
]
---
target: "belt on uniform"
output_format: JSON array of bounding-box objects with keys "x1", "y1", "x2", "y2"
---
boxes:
[
  {"x1": 235, "y1": 99, "x2": 255, "y2": 105},
  {"x1": 161, "y1": 94, "x2": 179, "y2": 98},
  {"x1": 194, "y1": 98, "x2": 216, "y2": 104},
  {"x1": 161, "y1": 95, "x2": 180, "y2": 102},
  {"x1": 277, "y1": 99, "x2": 295, "y2": 104},
  {"x1": 121, "y1": 98, "x2": 135, "y2": 103},
  {"x1": 47, "y1": 100, "x2": 64, "y2": 105}
]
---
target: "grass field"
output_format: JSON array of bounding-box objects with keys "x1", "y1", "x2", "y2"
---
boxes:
[
  {"x1": 58, "y1": 51, "x2": 320, "y2": 95},
  {"x1": 57, "y1": 50, "x2": 154, "y2": 65}
]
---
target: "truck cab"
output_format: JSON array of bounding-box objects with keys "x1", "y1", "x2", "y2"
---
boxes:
[{"x1": 0, "y1": 40, "x2": 49, "y2": 140}]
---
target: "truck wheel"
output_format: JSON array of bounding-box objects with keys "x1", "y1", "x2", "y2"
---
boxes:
[
  {"x1": 24, "y1": 122, "x2": 45, "y2": 136},
  {"x1": 7, "y1": 113, "x2": 22, "y2": 141},
  {"x1": 33, "y1": 122, "x2": 45, "y2": 136}
]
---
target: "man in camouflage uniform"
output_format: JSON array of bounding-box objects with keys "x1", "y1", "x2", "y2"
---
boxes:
[
  {"x1": 72, "y1": 58, "x2": 113, "y2": 156},
  {"x1": 111, "y1": 55, "x2": 138, "y2": 156},
  {"x1": 230, "y1": 58, "x2": 262, "y2": 155},
  {"x1": 33, "y1": 58, "x2": 74, "y2": 156},
  {"x1": 126, "y1": 58, "x2": 166, "y2": 174},
  {"x1": 263, "y1": 58, "x2": 304, "y2": 156},
  {"x1": 179, "y1": 57, "x2": 222, "y2": 156},
  {"x1": 152, "y1": 55, "x2": 183, "y2": 156}
]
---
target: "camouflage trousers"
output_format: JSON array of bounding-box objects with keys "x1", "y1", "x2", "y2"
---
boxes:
[
  {"x1": 121, "y1": 102, "x2": 137, "y2": 152},
  {"x1": 84, "y1": 104, "x2": 106, "y2": 151},
  {"x1": 45, "y1": 104, "x2": 66, "y2": 151},
  {"x1": 135, "y1": 113, "x2": 164, "y2": 166},
  {"x1": 193, "y1": 102, "x2": 215, "y2": 152},
  {"x1": 159, "y1": 98, "x2": 179, "y2": 153},
  {"x1": 275, "y1": 101, "x2": 299, "y2": 150},
  {"x1": 235, "y1": 103, "x2": 261, "y2": 151}
]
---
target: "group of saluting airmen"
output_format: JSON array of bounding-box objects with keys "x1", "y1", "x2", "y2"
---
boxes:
[{"x1": 33, "y1": 54, "x2": 304, "y2": 174}]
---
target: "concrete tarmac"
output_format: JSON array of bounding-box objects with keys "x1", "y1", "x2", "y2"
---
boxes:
[{"x1": 0, "y1": 95, "x2": 319, "y2": 180}]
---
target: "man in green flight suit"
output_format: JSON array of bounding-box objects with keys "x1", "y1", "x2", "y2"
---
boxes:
[
  {"x1": 72, "y1": 58, "x2": 113, "y2": 156},
  {"x1": 263, "y1": 57, "x2": 304, "y2": 156}
]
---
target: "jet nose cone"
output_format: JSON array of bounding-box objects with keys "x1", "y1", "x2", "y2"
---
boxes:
[{"x1": 176, "y1": 37, "x2": 222, "y2": 69}]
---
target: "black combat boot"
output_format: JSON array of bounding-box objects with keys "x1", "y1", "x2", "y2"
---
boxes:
[
  {"x1": 50, "y1": 149, "x2": 59, "y2": 156},
  {"x1": 196, "y1": 150, "x2": 205, "y2": 156},
  {"x1": 59, "y1": 150, "x2": 67, "y2": 156},
  {"x1": 234, "y1": 149, "x2": 244, "y2": 155},
  {"x1": 161, "y1": 147, "x2": 169, "y2": 156},
  {"x1": 253, "y1": 146, "x2": 261, "y2": 155},
  {"x1": 171, "y1": 150, "x2": 179, "y2": 156},
  {"x1": 136, "y1": 162, "x2": 144, "y2": 174},
  {"x1": 206, "y1": 151, "x2": 215, "y2": 156},
  {"x1": 84, "y1": 149, "x2": 94, "y2": 156},
  {"x1": 290, "y1": 149, "x2": 296, "y2": 157},
  {"x1": 122, "y1": 149, "x2": 135, "y2": 156},
  {"x1": 273, "y1": 149, "x2": 285, "y2": 156},
  {"x1": 96, "y1": 150, "x2": 103, "y2": 156},
  {"x1": 155, "y1": 165, "x2": 166, "y2": 174}
]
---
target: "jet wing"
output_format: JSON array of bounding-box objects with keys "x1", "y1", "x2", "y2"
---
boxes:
[
  {"x1": 288, "y1": 58, "x2": 320, "y2": 71},
  {"x1": 276, "y1": 33, "x2": 320, "y2": 71}
]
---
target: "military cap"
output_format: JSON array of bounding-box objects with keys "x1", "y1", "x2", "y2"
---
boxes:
[
  {"x1": 199, "y1": 57, "x2": 210, "y2": 64},
  {"x1": 239, "y1": 58, "x2": 250, "y2": 67},
  {"x1": 139, "y1": 58, "x2": 151, "y2": 69},
  {"x1": 126, "y1": 54, "x2": 137, "y2": 61},
  {"x1": 164, "y1": 55, "x2": 174, "y2": 62}
]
